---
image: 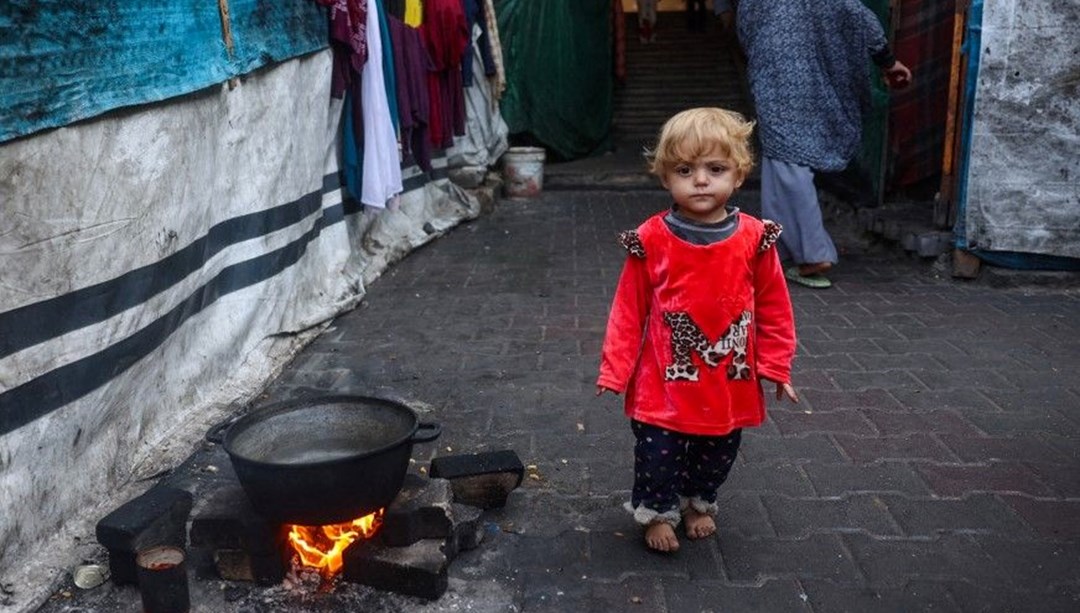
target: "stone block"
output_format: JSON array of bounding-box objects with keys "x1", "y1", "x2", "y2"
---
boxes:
[
  {"x1": 379, "y1": 475, "x2": 453, "y2": 548},
  {"x1": 213, "y1": 549, "x2": 286, "y2": 585},
  {"x1": 95, "y1": 485, "x2": 193, "y2": 585},
  {"x1": 448, "y1": 166, "x2": 487, "y2": 189},
  {"x1": 188, "y1": 485, "x2": 284, "y2": 555},
  {"x1": 343, "y1": 539, "x2": 449, "y2": 600},
  {"x1": 447, "y1": 503, "x2": 485, "y2": 560},
  {"x1": 429, "y1": 450, "x2": 524, "y2": 509}
]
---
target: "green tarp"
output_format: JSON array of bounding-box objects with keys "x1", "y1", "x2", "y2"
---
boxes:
[{"x1": 495, "y1": 0, "x2": 613, "y2": 160}]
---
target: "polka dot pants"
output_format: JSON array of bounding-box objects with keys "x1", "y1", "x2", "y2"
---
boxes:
[{"x1": 630, "y1": 420, "x2": 742, "y2": 515}]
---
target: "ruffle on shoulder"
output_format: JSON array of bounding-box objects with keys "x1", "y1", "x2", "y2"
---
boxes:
[{"x1": 618, "y1": 229, "x2": 646, "y2": 258}]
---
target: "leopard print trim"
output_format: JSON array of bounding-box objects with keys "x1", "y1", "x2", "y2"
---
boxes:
[
  {"x1": 618, "y1": 230, "x2": 646, "y2": 258},
  {"x1": 663, "y1": 311, "x2": 752, "y2": 381},
  {"x1": 758, "y1": 220, "x2": 782, "y2": 253}
]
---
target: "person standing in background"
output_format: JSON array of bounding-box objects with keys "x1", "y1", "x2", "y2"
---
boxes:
[
  {"x1": 636, "y1": 0, "x2": 659, "y2": 43},
  {"x1": 737, "y1": 0, "x2": 912, "y2": 289}
]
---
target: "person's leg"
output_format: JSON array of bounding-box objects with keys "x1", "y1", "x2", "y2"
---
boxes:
[
  {"x1": 680, "y1": 428, "x2": 742, "y2": 539},
  {"x1": 761, "y1": 157, "x2": 838, "y2": 272},
  {"x1": 628, "y1": 420, "x2": 686, "y2": 552}
]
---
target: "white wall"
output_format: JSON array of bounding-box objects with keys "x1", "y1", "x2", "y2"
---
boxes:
[{"x1": 963, "y1": 1, "x2": 1080, "y2": 258}]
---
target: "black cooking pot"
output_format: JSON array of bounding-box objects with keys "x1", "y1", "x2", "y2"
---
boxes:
[{"x1": 222, "y1": 395, "x2": 440, "y2": 525}]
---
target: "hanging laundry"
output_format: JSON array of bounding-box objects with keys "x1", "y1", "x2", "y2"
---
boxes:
[
  {"x1": 361, "y1": 0, "x2": 403, "y2": 206},
  {"x1": 316, "y1": 0, "x2": 369, "y2": 98},
  {"x1": 460, "y1": 0, "x2": 497, "y2": 88},
  {"x1": 389, "y1": 16, "x2": 435, "y2": 171},
  {"x1": 420, "y1": 0, "x2": 469, "y2": 148},
  {"x1": 405, "y1": 0, "x2": 424, "y2": 27}
]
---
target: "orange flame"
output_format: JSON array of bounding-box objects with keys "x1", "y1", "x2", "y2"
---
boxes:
[{"x1": 286, "y1": 510, "x2": 383, "y2": 578}]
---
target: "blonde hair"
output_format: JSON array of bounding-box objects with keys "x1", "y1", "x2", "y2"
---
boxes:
[{"x1": 646, "y1": 107, "x2": 756, "y2": 180}]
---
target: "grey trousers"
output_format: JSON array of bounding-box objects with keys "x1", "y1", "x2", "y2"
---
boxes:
[{"x1": 761, "y1": 157, "x2": 838, "y2": 266}]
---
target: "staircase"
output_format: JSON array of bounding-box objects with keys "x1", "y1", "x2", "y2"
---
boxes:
[{"x1": 612, "y1": 13, "x2": 751, "y2": 153}]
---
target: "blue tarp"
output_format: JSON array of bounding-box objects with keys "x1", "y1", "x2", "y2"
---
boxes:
[{"x1": 0, "y1": 0, "x2": 326, "y2": 143}]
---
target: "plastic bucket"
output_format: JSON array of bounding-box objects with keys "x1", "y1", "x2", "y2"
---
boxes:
[{"x1": 502, "y1": 147, "x2": 546, "y2": 198}]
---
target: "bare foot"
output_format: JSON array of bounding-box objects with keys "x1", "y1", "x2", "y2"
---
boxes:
[
  {"x1": 644, "y1": 522, "x2": 680, "y2": 552},
  {"x1": 683, "y1": 509, "x2": 716, "y2": 540},
  {"x1": 798, "y1": 262, "x2": 833, "y2": 276}
]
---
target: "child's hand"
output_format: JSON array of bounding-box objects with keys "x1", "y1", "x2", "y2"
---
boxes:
[
  {"x1": 884, "y1": 61, "x2": 913, "y2": 89},
  {"x1": 761, "y1": 377, "x2": 799, "y2": 403},
  {"x1": 596, "y1": 385, "x2": 620, "y2": 396}
]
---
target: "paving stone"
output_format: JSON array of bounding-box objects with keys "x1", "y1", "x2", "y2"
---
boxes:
[
  {"x1": 800, "y1": 579, "x2": 959, "y2": 613},
  {"x1": 888, "y1": 389, "x2": 1001, "y2": 412},
  {"x1": 802, "y1": 462, "x2": 933, "y2": 496},
  {"x1": 912, "y1": 369, "x2": 1018, "y2": 391},
  {"x1": 843, "y1": 533, "x2": 1008, "y2": 589},
  {"x1": 826, "y1": 369, "x2": 926, "y2": 392},
  {"x1": 862, "y1": 409, "x2": 984, "y2": 436},
  {"x1": 833, "y1": 433, "x2": 960, "y2": 463},
  {"x1": 968, "y1": 536, "x2": 1080, "y2": 592},
  {"x1": 800, "y1": 388, "x2": 906, "y2": 412},
  {"x1": 847, "y1": 352, "x2": 940, "y2": 371},
  {"x1": 998, "y1": 496, "x2": 1080, "y2": 540},
  {"x1": 660, "y1": 577, "x2": 813, "y2": 612},
  {"x1": 759, "y1": 494, "x2": 902, "y2": 537},
  {"x1": 880, "y1": 493, "x2": 1036, "y2": 539},
  {"x1": 1024, "y1": 462, "x2": 1080, "y2": 498},
  {"x1": 769, "y1": 409, "x2": 878, "y2": 436},
  {"x1": 947, "y1": 583, "x2": 1080, "y2": 613},
  {"x1": 916, "y1": 463, "x2": 1055, "y2": 498},
  {"x1": 718, "y1": 533, "x2": 864, "y2": 586},
  {"x1": 936, "y1": 434, "x2": 1073, "y2": 464},
  {"x1": 737, "y1": 433, "x2": 847, "y2": 464},
  {"x1": 715, "y1": 494, "x2": 776, "y2": 538},
  {"x1": 724, "y1": 462, "x2": 818, "y2": 497}
]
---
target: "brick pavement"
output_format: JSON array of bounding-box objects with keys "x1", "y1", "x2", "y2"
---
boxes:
[
  {"x1": 39, "y1": 190, "x2": 1080, "y2": 612},
  {"x1": 267, "y1": 190, "x2": 1080, "y2": 611}
]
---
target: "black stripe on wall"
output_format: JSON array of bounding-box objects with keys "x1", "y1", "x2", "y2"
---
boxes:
[{"x1": 0, "y1": 202, "x2": 348, "y2": 436}]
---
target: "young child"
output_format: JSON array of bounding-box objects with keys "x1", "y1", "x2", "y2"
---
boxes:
[{"x1": 596, "y1": 107, "x2": 798, "y2": 553}]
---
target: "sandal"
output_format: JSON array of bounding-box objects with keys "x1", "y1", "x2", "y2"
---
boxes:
[{"x1": 785, "y1": 266, "x2": 832, "y2": 289}]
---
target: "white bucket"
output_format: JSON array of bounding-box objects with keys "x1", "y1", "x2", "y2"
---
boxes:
[{"x1": 502, "y1": 147, "x2": 546, "y2": 198}]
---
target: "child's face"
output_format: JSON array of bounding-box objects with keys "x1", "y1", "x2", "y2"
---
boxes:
[{"x1": 661, "y1": 155, "x2": 744, "y2": 223}]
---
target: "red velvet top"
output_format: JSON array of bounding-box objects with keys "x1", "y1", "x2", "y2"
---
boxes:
[{"x1": 597, "y1": 212, "x2": 796, "y2": 436}]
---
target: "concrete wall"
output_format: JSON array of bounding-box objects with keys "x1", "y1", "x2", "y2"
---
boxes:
[{"x1": 963, "y1": 1, "x2": 1080, "y2": 258}]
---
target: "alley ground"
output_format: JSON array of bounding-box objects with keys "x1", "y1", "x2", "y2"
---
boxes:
[{"x1": 41, "y1": 188, "x2": 1080, "y2": 612}]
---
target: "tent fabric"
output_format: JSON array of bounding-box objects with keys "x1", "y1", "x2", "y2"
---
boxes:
[
  {"x1": 495, "y1": 0, "x2": 613, "y2": 160},
  {"x1": 0, "y1": 0, "x2": 326, "y2": 143}
]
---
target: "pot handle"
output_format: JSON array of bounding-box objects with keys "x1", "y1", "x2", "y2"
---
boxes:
[{"x1": 411, "y1": 422, "x2": 441, "y2": 443}]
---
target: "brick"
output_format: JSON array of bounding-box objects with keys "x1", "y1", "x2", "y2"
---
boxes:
[
  {"x1": 379, "y1": 475, "x2": 453, "y2": 548},
  {"x1": 999, "y1": 496, "x2": 1080, "y2": 540},
  {"x1": 429, "y1": 450, "x2": 524, "y2": 509},
  {"x1": 843, "y1": 533, "x2": 1007, "y2": 589},
  {"x1": 769, "y1": 409, "x2": 877, "y2": 436},
  {"x1": 95, "y1": 485, "x2": 193, "y2": 585},
  {"x1": 916, "y1": 463, "x2": 1055, "y2": 498},
  {"x1": 718, "y1": 532, "x2": 864, "y2": 586},
  {"x1": 803, "y1": 462, "x2": 933, "y2": 496},
  {"x1": 448, "y1": 503, "x2": 485, "y2": 556},
  {"x1": 760, "y1": 494, "x2": 902, "y2": 537},
  {"x1": 833, "y1": 434, "x2": 959, "y2": 463},
  {"x1": 188, "y1": 485, "x2": 283, "y2": 556},
  {"x1": 880, "y1": 494, "x2": 1035, "y2": 539},
  {"x1": 342, "y1": 539, "x2": 448, "y2": 600}
]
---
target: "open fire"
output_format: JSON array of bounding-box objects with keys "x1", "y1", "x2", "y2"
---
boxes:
[{"x1": 285, "y1": 510, "x2": 384, "y2": 578}]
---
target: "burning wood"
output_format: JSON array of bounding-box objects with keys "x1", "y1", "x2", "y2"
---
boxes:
[{"x1": 285, "y1": 510, "x2": 383, "y2": 580}]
